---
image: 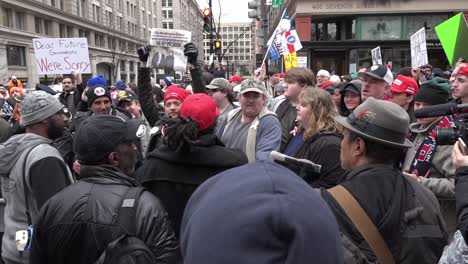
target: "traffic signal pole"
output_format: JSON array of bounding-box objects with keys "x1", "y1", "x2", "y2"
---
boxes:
[{"x1": 209, "y1": 0, "x2": 213, "y2": 55}]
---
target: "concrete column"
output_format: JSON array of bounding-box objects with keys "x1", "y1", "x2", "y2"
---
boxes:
[{"x1": 125, "y1": 60, "x2": 130, "y2": 83}]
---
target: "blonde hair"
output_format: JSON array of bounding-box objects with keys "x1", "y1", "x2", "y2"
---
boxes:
[{"x1": 299, "y1": 87, "x2": 341, "y2": 141}]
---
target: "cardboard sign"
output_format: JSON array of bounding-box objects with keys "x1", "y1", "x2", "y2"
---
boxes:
[
  {"x1": 33, "y1": 38, "x2": 91, "y2": 74},
  {"x1": 284, "y1": 52, "x2": 298, "y2": 71},
  {"x1": 410, "y1": 27, "x2": 428, "y2": 67},
  {"x1": 148, "y1": 28, "x2": 192, "y2": 72},
  {"x1": 371, "y1": 46, "x2": 382, "y2": 65}
]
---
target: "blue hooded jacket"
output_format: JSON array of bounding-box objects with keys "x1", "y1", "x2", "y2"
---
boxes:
[{"x1": 181, "y1": 161, "x2": 343, "y2": 264}]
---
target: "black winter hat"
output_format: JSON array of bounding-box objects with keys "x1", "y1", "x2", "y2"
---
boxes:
[
  {"x1": 86, "y1": 84, "x2": 111, "y2": 106},
  {"x1": 414, "y1": 77, "x2": 451, "y2": 105}
]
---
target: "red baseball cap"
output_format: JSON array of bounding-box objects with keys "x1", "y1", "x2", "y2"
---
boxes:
[
  {"x1": 164, "y1": 86, "x2": 190, "y2": 104},
  {"x1": 180, "y1": 93, "x2": 220, "y2": 131},
  {"x1": 458, "y1": 66, "x2": 468, "y2": 77},
  {"x1": 390, "y1": 75, "x2": 418, "y2": 96},
  {"x1": 229, "y1": 75, "x2": 242, "y2": 83}
]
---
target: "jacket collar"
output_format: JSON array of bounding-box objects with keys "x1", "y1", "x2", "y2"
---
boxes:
[
  {"x1": 79, "y1": 164, "x2": 140, "y2": 187},
  {"x1": 409, "y1": 117, "x2": 444, "y2": 135}
]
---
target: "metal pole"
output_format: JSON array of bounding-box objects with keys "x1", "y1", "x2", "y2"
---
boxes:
[{"x1": 209, "y1": 0, "x2": 213, "y2": 55}]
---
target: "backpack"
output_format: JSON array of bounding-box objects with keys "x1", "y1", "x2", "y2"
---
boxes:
[{"x1": 94, "y1": 187, "x2": 157, "y2": 264}]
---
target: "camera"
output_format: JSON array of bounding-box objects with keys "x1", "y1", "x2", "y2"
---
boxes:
[
  {"x1": 15, "y1": 226, "x2": 33, "y2": 251},
  {"x1": 414, "y1": 102, "x2": 468, "y2": 145}
]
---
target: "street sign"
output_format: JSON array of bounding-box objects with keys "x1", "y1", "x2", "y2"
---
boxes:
[{"x1": 32, "y1": 38, "x2": 91, "y2": 74}]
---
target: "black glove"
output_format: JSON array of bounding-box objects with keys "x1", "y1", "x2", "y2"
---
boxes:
[
  {"x1": 184, "y1": 42, "x2": 198, "y2": 65},
  {"x1": 137, "y1": 45, "x2": 151, "y2": 62}
]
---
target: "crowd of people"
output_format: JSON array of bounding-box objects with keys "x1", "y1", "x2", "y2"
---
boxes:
[{"x1": 0, "y1": 41, "x2": 468, "y2": 264}]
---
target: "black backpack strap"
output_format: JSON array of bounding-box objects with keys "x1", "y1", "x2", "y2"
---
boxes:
[
  {"x1": 115, "y1": 187, "x2": 145, "y2": 236},
  {"x1": 22, "y1": 145, "x2": 42, "y2": 226}
]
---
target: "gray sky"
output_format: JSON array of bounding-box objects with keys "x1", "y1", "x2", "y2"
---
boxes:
[{"x1": 196, "y1": 0, "x2": 251, "y2": 23}]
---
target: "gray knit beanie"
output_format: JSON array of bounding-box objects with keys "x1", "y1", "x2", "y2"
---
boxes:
[{"x1": 20, "y1": 91, "x2": 63, "y2": 126}]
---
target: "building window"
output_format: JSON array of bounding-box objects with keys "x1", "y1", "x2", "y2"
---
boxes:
[
  {"x1": 360, "y1": 16, "x2": 402, "y2": 40},
  {"x1": 162, "y1": 21, "x2": 172, "y2": 29},
  {"x1": 35, "y1": 17, "x2": 43, "y2": 34},
  {"x1": 78, "y1": 0, "x2": 87, "y2": 17},
  {"x1": 2, "y1": 8, "x2": 13, "y2": 27},
  {"x1": 44, "y1": 20, "x2": 52, "y2": 36},
  {"x1": 93, "y1": 4, "x2": 100, "y2": 23},
  {"x1": 15, "y1": 12, "x2": 26, "y2": 30},
  {"x1": 7, "y1": 45, "x2": 26, "y2": 66},
  {"x1": 67, "y1": 26, "x2": 74, "y2": 37},
  {"x1": 120, "y1": 61, "x2": 125, "y2": 70},
  {"x1": 163, "y1": 10, "x2": 173, "y2": 19},
  {"x1": 59, "y1": 24, "x2": 66, "y2": 37},
  {"x1": 127, "y1": 2, "x2": 130, "y2": 15},
  {"x1": 119, "y1": 40, "x2": 126, "y2": 50},
  {"x1": 60, "y1": 0, "x2": 64, "y2": 10},
  {"x1": 129, "y1": 61, "x2": 134, "y2": 72},
  {"x1": 162, "y1": 0, "x2": 172, "y2": 7},
  {"x1": 51, "y1": 0, "x2": 56, "y2": 7}
]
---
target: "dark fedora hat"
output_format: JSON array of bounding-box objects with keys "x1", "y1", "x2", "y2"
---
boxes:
[{"x1": 335, "y1": 97, "x2": 412, "y2": 148}]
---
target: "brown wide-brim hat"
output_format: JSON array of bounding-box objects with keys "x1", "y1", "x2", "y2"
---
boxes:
[{"x1": 335, "y1": 97, "x2": 413, "y2": 148}]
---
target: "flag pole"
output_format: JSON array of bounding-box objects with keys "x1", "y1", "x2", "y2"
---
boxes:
[{"x1": 261, "y1": 8, "x2": 287, "y2": 66}]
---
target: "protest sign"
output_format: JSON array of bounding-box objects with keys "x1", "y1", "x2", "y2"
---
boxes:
[
  {"x1": 435, "y1": 13, "x2": 468, "y2": 66},
  {"x1": 371, "y1": 46, "x2": 382, "y2": 65},
  {"x1": 148, "y1": 28, "x2": 191, "y2": 73},
  {"x1": 410, "y1": 27, "x2": 428, "y2": 67},
  {"x1": 33, "y1": 38, "x2": 91, "y2": 74},
  {"x1": 297, "y1": 56, "x2": 307, "y2": 68},
  {"x1": 284, "y1": 52, "x2": 298, "y2": 71}
]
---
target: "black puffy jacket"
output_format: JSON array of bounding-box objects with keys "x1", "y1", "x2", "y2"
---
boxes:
[
  {"x1": 30, "y1": 165, "x2": 180, "y2": 264},
  {"x1": 135, "y1": 134, "x2": 248, "y2": 237}
]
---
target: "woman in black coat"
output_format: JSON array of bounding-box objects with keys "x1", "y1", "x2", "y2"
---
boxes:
[
  {"x1": 282, "y1": 88, "x2": 346, "y2": 188},
  {"x1": 135, "y1": 94, "x2": 248, "y2": 237}
]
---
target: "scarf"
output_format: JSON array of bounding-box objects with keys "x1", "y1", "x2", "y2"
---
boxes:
[{"x1": 409, "y1": 116, "x2": 454, "y2": 177}]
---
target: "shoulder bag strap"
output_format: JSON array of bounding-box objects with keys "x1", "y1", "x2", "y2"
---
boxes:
[
  {"x1": 327, "y1": 185, "x2": 395, "y2": 264},
  {"x1": 115, "y1": 187, "x2": 145, "y2": 236},
  {"x1": 22, "y1": 145, "x2": 41, "y2": 226}
]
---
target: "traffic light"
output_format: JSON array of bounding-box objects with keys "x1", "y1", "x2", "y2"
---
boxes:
[
  {"x1": 248, "y1": 0, "x2": 260, "y2": 19},
  {"x1": 202, "y1": 8, "x2": 211, "y2": 32},
  {"x1": 214, "y1": 40, "x2": 222, "y2": 55}
]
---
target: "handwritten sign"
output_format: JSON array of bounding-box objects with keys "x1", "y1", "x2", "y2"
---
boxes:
[
  {"x1": 371, "y1": 46, "x2": 382, "y2": 65},
  {"x1": 284, "y1": 52, "x2": 298, "y2": 71},
  {"x1": 410, "y1": 27, "x2": 428, "y2": 67},
  {"x1": 33, "y1": 38, "x2": 91, "y2": 74}
]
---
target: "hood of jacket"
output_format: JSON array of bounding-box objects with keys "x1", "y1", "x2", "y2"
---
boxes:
[
  {"x1": 180, "y1": 161, "x2": 343, "y2": 264},
  {"x1": 148, "y1": 134, "x2": 248, "y2": 167},
  {"x1": 0, "y1": 133, "x2": 51, "y2": 177}
]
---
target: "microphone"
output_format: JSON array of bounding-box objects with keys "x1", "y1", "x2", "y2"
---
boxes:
[
  {"x1": 270, "y1": 151, "x2": 321, "y2": 173},
  {"x1": 414, "y1": 103, "x2": 468, "y2": 118}
]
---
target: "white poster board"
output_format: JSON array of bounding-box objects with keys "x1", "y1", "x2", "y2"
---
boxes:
[
  {"x1": 297, "y1": 56, "x2": 307, "y2": 68},
  {"x1": 410, "y1": 27, "x2": 428, "y2": 67},
  {"x1": 148, "y1": 28, "x2": 192, "y2": 73},
  {"x1": 33, "y1": 38, "x2": 91, "y2": 74},
  {"x1": 371, "y1": 46, "x2": 382, "y2": 65}
]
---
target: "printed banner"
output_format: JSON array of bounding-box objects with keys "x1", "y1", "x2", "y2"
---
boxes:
[
  {"x1": 267, "y1": 11, "x2": 302, "y2": 61},
  {"x1": 284, "y1": 52, "x2": 298, "y2": 71},
  {"x1": 371, "y1": 46, "x2": 382, "y2": 65},
  {"x1": 33, "y1": 38, "x2": 91, "y2": 74},
  {"x1": 148, "y1": 28, "x2": 192, "y2": 73},
  {"x1": 410, "y1": 27, "x2": 428, "y2": 67}
]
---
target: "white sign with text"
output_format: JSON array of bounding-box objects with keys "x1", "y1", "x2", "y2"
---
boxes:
[
  {"x1": 33, "y1": 38, "x2": 91, "y2": 74},
  {"x1": 410, "y1": 27, "x2": 428, "y2": 67},
  {"x1": 371, "y1": 46, "x2": 382, "y2": 65}
]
